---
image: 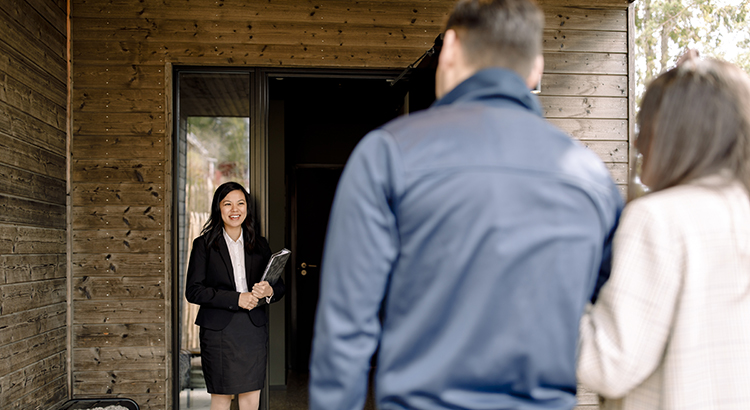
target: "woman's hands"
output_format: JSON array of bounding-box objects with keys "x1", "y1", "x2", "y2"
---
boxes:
[
  {"x1": 238, "y1": 281, "x2": 274, "y2": 310},
  {"x1": 238, "y1": 292, "x2": 259, "y2": 310},
  {"x1": 252, "y1": 281, "x2": 274, "y2": 300}
]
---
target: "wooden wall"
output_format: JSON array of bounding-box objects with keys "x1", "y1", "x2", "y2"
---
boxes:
[
  {"x1": 68, "y1": 0, "x2": 631, "y2": 409},
  {"x1": 0, "y1": 0, "x2": 69, "y2": 409}
]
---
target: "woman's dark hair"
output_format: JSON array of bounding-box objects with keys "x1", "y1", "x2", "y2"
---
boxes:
[
  {"x1": 636, "y1": 55, "x2": 750, "y2": 194},
  {"x1": 200, "y1": 181, "x2": 257, "y2": 252}
]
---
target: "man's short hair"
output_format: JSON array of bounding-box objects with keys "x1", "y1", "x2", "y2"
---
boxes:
[{"x1": 446, "y1": 0, "x2": 544, "y2": 78}]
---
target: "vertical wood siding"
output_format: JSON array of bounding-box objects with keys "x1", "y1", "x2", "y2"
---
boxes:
[
  {"x1": 0, "y1": 0, "x2": 69, "y2": 409},
  {"x1": 69, "y1": 1, "x2": 629, "y2": 408}
]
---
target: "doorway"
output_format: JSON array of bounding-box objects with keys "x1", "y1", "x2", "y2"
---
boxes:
[{"x1": 173, "y1": 68, "x2": 436, "y2": 410}]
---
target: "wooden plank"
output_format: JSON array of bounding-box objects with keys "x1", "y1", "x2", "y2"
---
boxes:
[
  {"x1": 4, "y1": 374, "x2": 67, "y2": 410},
  {"x1": 73, "y1": 206, "x2": 164, "y2": 230},
  {"x1": 0, "y1": 225, "x2": 66, "y2": 255},
  {"x1": 0, "y1": 278, "x2": 67, "y2": 316},
  {"x1": 0, "y1": 194, "x2": 66, "y2": 229},
  {"x1": 74, "y1": 324, "x2": 166, "y2": 347},
  {"x1": 72, "y1": 253, "x2": 165, "y2": 277},
  {"x1": 0, "y1": 352, "x2": 65, "y2": 409},
  {"x1": 0, "y1": 100, "x2": 67, "y2": 158},
  {"x1": 73, "y1": 370, "x2": 166, "y2": 395},
  {"x1": 72, "y1": 64, "x2": 166, "y2": 90},
  {"x1": 0, "y1": 9, "x2": 66, "y2": 81},
  {"x1": 543, "y1": 30, "x2": 626, "y2": 53},
  {"x1": 22, "y1": 0, "x2": 67, "y2": 35},
  {"x1": 1, "y1": 253, "x2": 66, "y2": 284},
  {"x1": 0, "y1": 40, "x2": 66, "y2": 107},
  {"x1": 539, "y1": 0, "x2": 629, "y2": 9},
  {"x1": 72, "y1": 230, "x2": 165, "y2": 253},
  {"x1": 540, "y1": 74, "x2": 627, "y2": 97},
  {"x1": 73, "y1": 134, "x2": 166, "y2": 159},
  {"x1": 0, "y1": 70, "x2": 67, "y2": 132},
  {"x1": 72, "y1": 18, "x2": 441, "y2": 46},
  {"x1": 71, "y1": 0, "x2": 453, "y2": 25},
  {"x1": 0, "y1": 327, "x2": 66, "y2": 376},
  {"x1": 73, "y1": 276, "x2": 165, "y2": 300},
  {"x1": 543, "y1": 7, "x2": 627, "y2": 31},
  {"x1": 543, "y1": 52, "x2": 627, "y2": 75},
  {"x1": 548, "y1": 119, "x2": 628, "y2": 140},
  {"x1": 74, "y1": 134, "x2": 167, "y2": 156},
  {"x1": 72, "y1": 41, "x2": 430, "y2": 68},
  {"x1": 605, "y1": 162, "x2": 628, "y2": 185},
  {"x1": 72, "y1": 183, "x2": 164, "y2": 207},
  {"x1": 0, "y1": 0, "x2": 66, "y2": 58},
  {"x1": 72, "y1": 159, "x2": 165, "y2": 184},
  {"x1": 73, "y1": 89, "x2": 165, "y2": 113},
  {"x1": 0, "y1": 133, "x2": 66, "y2": 180},
  {"x1": 540, "y1": 96, "x2": 627, "y2": 119},
  {"x1": 73, "y1": 347, "x2": 167, "y2": 371},
  {"x1": 74, "y1": 300, "x2": 166, "y2": 324},
  {"x1": 0, "y1": 162, "x2": 66, "y2": 205},
  {"x1": 582, "y1": 141, "x2": 628, "y2": 163},
  {"x1": 0, "y1": 303, "x2": 66, "y2": 345}
]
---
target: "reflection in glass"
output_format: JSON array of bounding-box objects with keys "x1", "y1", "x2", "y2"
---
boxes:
[{"x1": 177, "y1": 72, "x2": 250, "y2": 410}]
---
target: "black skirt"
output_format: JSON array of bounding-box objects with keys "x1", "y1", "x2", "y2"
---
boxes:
[{"x1": 199, "y1": 310, "x2": 268, "y2": 394}]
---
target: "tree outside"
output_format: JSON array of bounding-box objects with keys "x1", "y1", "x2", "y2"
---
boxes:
[{"x1": 635, "y1": 0, "x2": 750, "y2": 105}]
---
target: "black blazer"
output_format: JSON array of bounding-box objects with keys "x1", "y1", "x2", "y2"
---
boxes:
[{"x1": 185, "y1": 233, "x2": 285, "y2": 330}]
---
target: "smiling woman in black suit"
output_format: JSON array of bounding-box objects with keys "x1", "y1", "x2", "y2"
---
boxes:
[{"x1": 185, "y1": 181, "x2": 285, "y2": 410}]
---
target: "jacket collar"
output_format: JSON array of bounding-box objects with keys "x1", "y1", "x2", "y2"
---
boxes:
[{"x1": 432, "y1": 67, "x2": 543, "y2": 117}]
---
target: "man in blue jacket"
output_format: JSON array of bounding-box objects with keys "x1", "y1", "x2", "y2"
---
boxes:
[{"x1": 309, "y1": 1, "x2": 623, "y2": 409}]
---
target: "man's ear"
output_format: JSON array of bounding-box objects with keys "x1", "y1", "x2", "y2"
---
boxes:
[
  {"x1": 438, "y1": 30, "x2": 459, "y2": 69},
  {"x1": 525, "y1": 54, "x2": 544, "y2": 90}
]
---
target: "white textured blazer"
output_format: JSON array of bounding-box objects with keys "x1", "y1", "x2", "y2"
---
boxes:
[{"x1": 578, "y1": 173, "x2": 750, "y2": 410}]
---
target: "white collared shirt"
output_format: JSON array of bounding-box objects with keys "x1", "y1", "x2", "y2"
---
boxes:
[{"x1": 223, "y1": 228, "x2": 248, "y2": 293}]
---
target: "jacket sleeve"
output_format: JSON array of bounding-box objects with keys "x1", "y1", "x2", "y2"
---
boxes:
[
  {"x1": 577, "y1": 199, "x2": 682, "y2": 398},
  {"x1": 309, "y1": 130, "x2": 402, "y2": 410},
  {"x1": 185, "y1": 236, "x2": 241, "y2": 310}
]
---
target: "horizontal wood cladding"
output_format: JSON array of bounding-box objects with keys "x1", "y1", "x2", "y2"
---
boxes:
[
  {"x1": 540, "y1": 96, "x2": 627, "y2": 119},
  {"x1": 73, "y1": 276, "x2": 165, "y2": 300},
  {"x1": 72, "y1": 160, "x2": 165, "y2": 183},
  {"x1": 541, "y1": 74, "x2": 626, "y2": 97},
  {"x1": 73, "y1": 230, "x2": 165, "y2": 253},
  {"x1": 1, "y1": 278, "x2": 67, "y2": 315},
  {"x1": 549, "y1": 119, "x2": 628, "y2": 140},
  {"x1": 74, "y1": 324, "x2": 166, "y2": 347},
  {"x1": 0, "y1": 75, "x2": 67, "y2": 140},
  {"x1": 0, "y1": 224, "x2": 66, "y2": 255},
  {"x1": 0, "y1": 327, "x2": 66, "y2": 376},
  {"x1": 1, "y1": 253, "x2": 66, "y2": 285},
  {"x1": 3, "y1": 373, "x2": 67, "y2": 410},
  {"x1": 0, "y1": 194, "x2": 66, "y2": 229},
  {"x1": 73, "y1": 89, "x2": 166, "y2": 113},
  {"x1": 544, "y1": 52, "x2": 627, "y2": 75},
  {"x1": 73, "y1": 206, "x2": 164, "y2": 230},
  {"x1": 73, "y1": 183, "x2": 164, "y2": 207},
  {"x1": 73, "y1": 253, "x2": 165, "y2": 277},
  {"x1": 74, "y1": 347, "x2": 167, "y2": 370},
  {"x1": 73, "y1": 135, "x2": 166, "y2": 157},
  {"x1": 74, "y1": 300, "x2": 166, "y2": 323},
  {"x1": 0, "y1": 162, "x2": 66, "y2": 206},
  {"x1": 0, "y1": 304, "x2": 66, "y2": 346},
  {"x1": 74, "y1": 369, "x2": 166, "y2": 394},
  {"x1": 0, "y1": 352, "x2": 66, "y2": 409},
  {"x1": 0, "y1": 134, "x2": 66, "y2": 180},
  {"x1": 0, "y1": 6, "x2": 66, "y2": 83}
]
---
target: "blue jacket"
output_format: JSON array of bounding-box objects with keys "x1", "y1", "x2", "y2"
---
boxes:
[{"x1": 310, "y1": 68, "x2": 623, "y2": 410}]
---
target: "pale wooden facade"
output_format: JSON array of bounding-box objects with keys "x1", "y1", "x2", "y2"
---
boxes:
[{"x1": 0, "y1": 0, "x2": 631, "y2": 409}]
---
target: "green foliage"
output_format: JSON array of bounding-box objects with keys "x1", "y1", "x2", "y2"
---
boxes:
[{"x1": 635, "y1": 0, "x2": 750, "y2": 105}]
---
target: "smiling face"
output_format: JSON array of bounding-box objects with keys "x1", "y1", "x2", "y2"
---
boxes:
[{"x1": 220, "y1": 189, "x2": 247, "y2": 232}]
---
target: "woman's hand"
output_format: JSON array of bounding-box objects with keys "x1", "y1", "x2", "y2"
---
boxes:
[
  {"x1": 238, "y1": 292, "x2": 259, "y2": 310},
  {"x1": 252, "y1": 281, "x2": 274, "y2": 299}
]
